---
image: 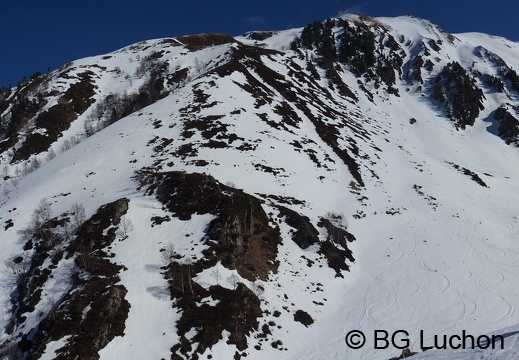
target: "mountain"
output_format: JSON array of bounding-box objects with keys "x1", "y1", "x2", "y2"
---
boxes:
[{"x1": 1, "y1": 14, "x2": 519, "y2": 360}]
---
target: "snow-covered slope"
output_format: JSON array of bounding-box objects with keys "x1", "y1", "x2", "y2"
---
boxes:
[{"x1": 1, "y1": 14, "x2": 519, "y2": 360}]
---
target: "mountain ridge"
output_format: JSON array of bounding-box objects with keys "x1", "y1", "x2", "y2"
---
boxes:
[{"x1": 1, "y1": 14, "x2": 519, "y2": 360}]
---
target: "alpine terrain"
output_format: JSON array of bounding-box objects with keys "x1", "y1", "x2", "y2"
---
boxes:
[{"x1": 1, "y1": 14, "x2": 519, "y2": 360}]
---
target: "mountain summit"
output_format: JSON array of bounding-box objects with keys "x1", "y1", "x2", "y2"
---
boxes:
[{"x1": 1, "y1": 14, "x2": 519, "y2": 360}]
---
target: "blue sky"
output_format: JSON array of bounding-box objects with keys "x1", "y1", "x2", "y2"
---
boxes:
[{"x1": 1, "y1": 0, "x2": 518, "y2": 88}]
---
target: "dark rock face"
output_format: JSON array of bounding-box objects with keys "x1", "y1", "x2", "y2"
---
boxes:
[
  {"x1": 316, "y1": 217, "x2": 356, "y2": 277},
  {"x1": 12, "y1": 71, "x2": 97, "y2": 162},
  {"x1": 447, "y1": 161, "x2": 488, "y2": 188},
  {"x1": 494, "y1": 106, "x2": 519, "y2": 144},
  {"x1": 317, "y1": 217, "x2": 356, "y2": 248},
  {"x1": 172, "y1": 282, "x2": 262, "y2": 356},
  {"x1": 135, "y1": 170, "x2": 278, "y2": 358},
  {"x1": 176, "y1": 33, "x2": 237, "y2": 51},
  {"x1": 292, "y1": 16, "x2": 403, "y2": 96},
  {"x1": 294, "y1": 310, "x2": 314, "y2": 327},
  {"x1": 44, "y1": 284, "x2": 129, "y2": 360},
  {"x1": 134, "y1": 169, "x2": 359, "y2": 357},
  {"x1": 4, "y1": 199, "x2": 131, "y2": 360},
  {"x1": 138, "y1": 170, "x2": 281, "y2": 281},
  {"x1": 278, "y1": 206, "x2": 319, "y2": 249},
  {"x1": 433, "y1": 62, "x2": 485, "y2": 128},
  {"x1": 276, "y1": 205, "x2": 356, "y2": 277},
  {"x1": 70, "y1": 198, "x2": 129, "y2": 253}
]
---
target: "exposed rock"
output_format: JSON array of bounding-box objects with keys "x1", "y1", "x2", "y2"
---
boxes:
[
  {"x1": 317, "y1": 217, "x2": 356, "y2": 248},
  {"x1": 388, "y1": 347, "x2": 417, "y2": 360},
  {"x1": 6, "y1": 199, "x2": 131, "y2": 360},
  {"x1": 318, "y1": 241, "x2": 354, "y2": 277},
  {"x1": 176, "y1": 33, "x2": 238, "y2": 51},
  {"x1": 447, "y1": 161, "x2": 488, "y2": 188},
  {"x1": 494, "y1": 106, "x2": 519, "y2": 144},
  {"x1": 317, "y1": 217, "x2": 355, "y2": 277},
  {"x1": 45, "y1": 285, "x2": 129, "y2": 360},
  {"x1": 137, "y1": 170, "x2": 281, "y2": 281},
  {"x1": 69, "y1": 198, "x2": 129, "y2": 254},
  {"x1": 433, "y1": 62, "x2": 485, "y2": 128},
  {"x1": 171, "y1": 283, "x2": 262, "y2": 357},
  {"x1": 278, "y1": 206, "x2": 319, "y2": 249},
  {"x1": 12, "y1": 71, "x2": 97, "y2": 162},
  {"x1": 294, "y1": 310, "x2": 314, "y2": 327}
]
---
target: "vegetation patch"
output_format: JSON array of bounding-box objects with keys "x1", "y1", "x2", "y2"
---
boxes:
[
  {"x1": 0, "y1": 96, "x2": 46, "y2": 142},
  {"x1": 499, "y1": 65, "x2": 519, "y2": 94},
  {"x1": 84, "y1": 55, "x2": 169, "y2": 138},
  {"x1": 0, "y1": 73, "x2": 49, "y2": 143}
]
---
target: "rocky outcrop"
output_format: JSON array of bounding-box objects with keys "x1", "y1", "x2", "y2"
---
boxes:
[
  {"x1": 293, "y1": 310, "x2": 314, "y2": 327},
  {"x1": 494, "y1": 105, "x2": 519, "y2": 144},
  {"x1": 69, "y1": 198, "x2": 129, "y2": 253},
  {"x1": 317, "y1": 217, "x2": 356, "y2": 276},
  {"x1": 133, "y1": 171, "x2": 279, "y2": 358},
  {"x1": 137, "y1": 170, "x2": 281, "y2": 281},
  {"x1": 291, "y1": 16, "x2": 403, "y2": 96},
  {"x1": 171, "y1": 282, "x2": 262, "y2": 356},
  {"x1": 433, "y1": 62, "x2": 485, "y2": 128},
  {"x1": 11, "y1": 71, "x2": 97, "y2": 162},
  {"x1": 277, "y1": 206, "x2": 319, "y2": 249},
  {"x1": 4, "y1": 199, "x2": 131, "y2": 360}
]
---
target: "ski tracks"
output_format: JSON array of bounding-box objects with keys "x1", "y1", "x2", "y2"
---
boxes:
[{"x1": 299, "y1": 192, "x2": 519, "y2": 360}]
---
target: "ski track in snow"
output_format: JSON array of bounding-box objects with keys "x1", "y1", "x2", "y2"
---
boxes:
[{"x1": 295, "y1": 138, "x2": 519, "y2": 360}]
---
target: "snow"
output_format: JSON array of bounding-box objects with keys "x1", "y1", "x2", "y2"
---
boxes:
[
  {"x1": 39, "y1": 336, "x2": 71, "y2": 360},
  {"x1": 1, "y1": 14, "x2": 519, "y2": 360},
  {"x1": 236, "y1": 28, "x2": 302, "y2": 51},
  {"x1": 99, "y1": 198, "x2": 217, "y2": 359}
]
